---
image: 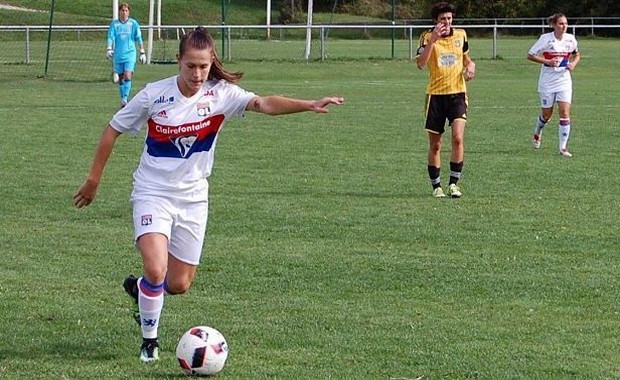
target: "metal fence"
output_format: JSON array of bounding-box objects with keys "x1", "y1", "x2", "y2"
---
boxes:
[
  {"x1": 1, "y1": 22, "x2": 619, "y2": 81},
  {"x1": 2, "y1": 22, "x2": 619, "y2": 62}
]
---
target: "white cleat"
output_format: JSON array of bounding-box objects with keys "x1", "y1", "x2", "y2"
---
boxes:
[
  {"x1": 432, "y1": 187, "x2": 446, "y2": 198},
  {"x1": 448, "y1": 183, "x2": 462, "y2": 198}
]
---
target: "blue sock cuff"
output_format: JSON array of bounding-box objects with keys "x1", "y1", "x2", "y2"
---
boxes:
[{"x1": 139, "y1": 277, "x2": 164, "y2": 297}]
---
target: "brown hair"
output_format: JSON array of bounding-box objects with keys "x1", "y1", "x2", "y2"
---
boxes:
[
  {"x1": 547, "y1": 13, "x2": 566, "y2": 27},
  {"x1": 119, "y1": 3, "x2": 130, "y2": 11},
  {"x1": 179, "y1": 27, "x2": 243, "y2": 84},
  {"x1": 431, "y1": 2, "x2": 456, "y2": 21}
]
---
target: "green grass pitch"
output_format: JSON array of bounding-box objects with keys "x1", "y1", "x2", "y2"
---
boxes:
[{"x1": 0, "y1": 38, "x2": 619, "y2": 378}]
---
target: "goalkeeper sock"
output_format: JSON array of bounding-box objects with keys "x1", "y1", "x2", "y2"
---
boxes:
[
  {"x1": 123, "y1": 79, "x2": 132, "y2": 100},
  {"x1": 120, "y1": 79, "x2": 131, "y2": 101}
]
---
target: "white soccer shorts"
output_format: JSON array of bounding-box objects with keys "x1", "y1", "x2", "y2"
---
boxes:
[
  {"x1": 539, "y1": 89, "x2": 572, "y2": 108},
  {"x1": 132, "y1": 195, "x2": 208, "y2": 266}
]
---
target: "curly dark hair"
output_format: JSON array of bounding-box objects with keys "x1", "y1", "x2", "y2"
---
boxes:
[{"x1": 430, "y1": 2, "x2": 456, "y2": 21}]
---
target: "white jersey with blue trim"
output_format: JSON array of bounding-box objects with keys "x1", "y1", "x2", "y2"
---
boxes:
[
  {"x1": 110, "y1": 76, "x2": 256, "y2": 199},
  {"x1": 528, "y1": 32, "x2": 578, "y2": 93},
  {"x1": 107, "y1": 18, "x2": 143, "y2": 62}
]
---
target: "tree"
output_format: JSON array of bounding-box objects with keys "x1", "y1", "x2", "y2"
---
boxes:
[{"x1": 279, "y1": 0, "x2": 304, "y2": 24}]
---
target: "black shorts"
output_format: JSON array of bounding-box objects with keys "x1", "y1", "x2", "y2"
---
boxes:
[{"x1": 424, "y1": 93, "x2": 468, "y2": 134}]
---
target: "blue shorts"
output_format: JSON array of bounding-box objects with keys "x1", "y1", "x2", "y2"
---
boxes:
[{"x1": 114, "y1": 59, "x2": 136, "y2": 75}]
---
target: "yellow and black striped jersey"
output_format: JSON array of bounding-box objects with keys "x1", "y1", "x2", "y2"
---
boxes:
[{"x1": 417, "y1": 28, "x2": 470, "y2": 95}]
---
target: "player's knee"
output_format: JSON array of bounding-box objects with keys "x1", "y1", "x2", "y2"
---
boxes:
[
  {"x1": 541, "y1": 111, "x2": 553, "y2": 122},
  {"x1": 429, "y1": 137, "x2": 442, "y2": 153},
  {"x1": 165, "y1": 279, "x2": 192, "y2": 295},
  {"x1": 143, "y1": 267, "x2": 167, "y2": 285},
  {"x1": 452, "y1": 135, "x2": 464, "y2": 148}
]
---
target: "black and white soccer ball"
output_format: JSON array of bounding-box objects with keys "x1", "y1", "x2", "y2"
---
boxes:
[{"x1": 176, "y1": 326, "x2": 229, "y2": 376}]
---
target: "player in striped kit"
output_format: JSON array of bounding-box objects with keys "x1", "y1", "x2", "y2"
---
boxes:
[
  {"x1": 74, "y1": 27, "x2": 343, "y2": 362},
  {"x1": 416, "y1": 2, "x2": 476, "y2": 198},
  {"x1": 106, "y1": 2, "x2": 146, "y2": 108},
  {"x1": 527, "y1": 13, "x2": 581, "y2": 157}
]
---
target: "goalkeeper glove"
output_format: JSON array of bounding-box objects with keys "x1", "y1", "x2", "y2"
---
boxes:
[
  {"x1": 139, "y1": 49, "x2": 147, "y2": 64},
  {"x1": 106, "y1": 48, "x2": 113, "y2": 59}
]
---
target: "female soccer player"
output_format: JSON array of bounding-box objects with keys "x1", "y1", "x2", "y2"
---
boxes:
[
  {"x1": 527, "y1": 13, "x2": 580, "y2": 157},
  {"x1": 74, "y1": 27, "x2": 343, "y2": 362},
  {"x1": 106, "y1": 2, "x2": 146, "y2": 108}
]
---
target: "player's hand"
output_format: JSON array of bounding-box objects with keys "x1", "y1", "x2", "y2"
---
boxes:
[
  {"x1": 431, "y1": 23, "x2": 447, "y2": 42},
  {"x1": 464, "y1": 62, "x2": 476, "y2": 81},
  {"x1": 139, "y1": 49, "x2": 147, "y2": 64},
  {"x1": 311, "y1": 97, "x2": 344, "y2": 113},
  {"x1": 73, "y1": 179, "x2": 99, "y2": 208},
  {"x1": 106, "y1": 48, "x2": 114, "y2": 60}
]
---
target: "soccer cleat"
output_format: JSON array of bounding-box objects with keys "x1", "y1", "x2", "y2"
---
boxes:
[
  {"x1": 448, "y1": 183, "x2": 462, "y2": 198},
  {"x1": 432, "y1": 187, "x2": 446, "y2": 198},
  {"x1": 123, "y1": 275, "x2": 141, "y2": 326},
  {"x1": 559, "y1": 149, "x2": 573, "y2": 157},
  {"x1": 532, "y1": 134, "x2": 541, "y2": 149},
  {"x1": 140, "y1": 338, "x2": 160, "y2": 362}
]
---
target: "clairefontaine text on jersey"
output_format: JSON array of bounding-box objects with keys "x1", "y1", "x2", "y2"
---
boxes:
[{"x1": 154, "y1": 118, "x2": 214, "y2": 135}]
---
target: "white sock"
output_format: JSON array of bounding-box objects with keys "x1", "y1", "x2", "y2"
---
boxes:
[
  {"x1": 559, "y1": 118, "x2": 571, "y2": 150},
  {"x1": 138, "y1": 277, "x2": 164, "y2": 339},
  {"x1": 534, "y1": 115, "x2": 546, "y2": 136}
]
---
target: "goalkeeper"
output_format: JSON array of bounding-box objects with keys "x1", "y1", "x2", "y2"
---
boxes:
[{"x1": 106, "y1": 2, "x2": 146, "y2": 108}]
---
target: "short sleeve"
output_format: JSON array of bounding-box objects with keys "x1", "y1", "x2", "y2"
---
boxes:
[
  {"x1": 110, "y1": 88, "x2": 150, "y2": 135},
  {"x1": 416, "y1": 30, "x2": 431, "y2": 57},
  {"x1": 221, "y1": 81, "x2": 256, "y2": 118}
]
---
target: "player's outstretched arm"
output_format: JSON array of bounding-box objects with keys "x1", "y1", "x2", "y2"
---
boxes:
[
  {"x1": 73, "y1": 125, "x2": 122, "y2": 208},
  {"x1": 246, "y1": 95, "x2": 344, "y2": 116}
]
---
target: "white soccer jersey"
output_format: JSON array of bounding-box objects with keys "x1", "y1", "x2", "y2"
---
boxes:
[
  {"x1": 110, "y1": 76, "x2": 255, "y2": 200},
  {"x1": 528, "y1": 32, "x2": 578, "y2": 93}
]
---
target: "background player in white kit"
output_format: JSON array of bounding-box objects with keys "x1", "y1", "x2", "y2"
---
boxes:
[
  {"x1": 527, "y1": 13, "x2": 580, "y2": 157},
  {"x1": 73, "y1": 27, "x2": 343, "y2": 362}
]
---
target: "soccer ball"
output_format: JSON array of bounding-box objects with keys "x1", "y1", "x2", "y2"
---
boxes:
[{"x1": 176, "y1": 326, "x2": 229, "y2": 376}]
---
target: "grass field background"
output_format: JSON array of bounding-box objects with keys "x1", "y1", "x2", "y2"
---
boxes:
[{"x1": 1, "y1": 38, "x2": 619, "y2": 379}]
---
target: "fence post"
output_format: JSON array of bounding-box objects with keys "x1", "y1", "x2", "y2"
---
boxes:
[
  {"x1": 408, "y1": 26, "x2": 413, "y2": 61},
  {"x1": 320, "y1": 26, "x2": 325, "y2": 61},
  {"x1": 226, "y1": 26, "x2": 231, "y2": 61},
  {"x1": 25, "y1": 27, "x2": 31, "y2": 64},
  {"x1": 493, "y1": 25, "x2": 497, "y2": 59}
]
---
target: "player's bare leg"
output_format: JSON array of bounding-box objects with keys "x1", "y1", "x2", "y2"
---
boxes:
[{"x1": 448, "y1": 120, "x2": 465, "y2": 198}]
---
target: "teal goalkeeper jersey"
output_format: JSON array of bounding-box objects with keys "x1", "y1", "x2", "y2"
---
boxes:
[{"x1": 107, "y1": 18, "x2": 143, "y2": 62}]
